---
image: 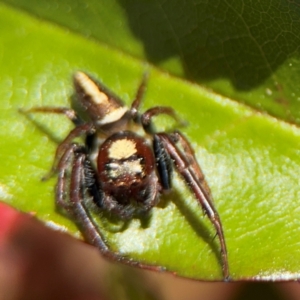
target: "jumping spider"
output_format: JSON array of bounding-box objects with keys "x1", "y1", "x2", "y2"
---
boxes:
[{"x1": 25, "y1": 71, "x2": 229, "y2": 279}]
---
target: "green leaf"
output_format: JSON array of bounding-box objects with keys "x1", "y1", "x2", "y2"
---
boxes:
[{"x1": 1, "y1": 1, "x2": 300, "y2": 281}]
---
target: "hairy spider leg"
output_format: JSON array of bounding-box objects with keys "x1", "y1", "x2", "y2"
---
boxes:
[
  {"x1": 120, "y1": 73, "x2": 184, "y2": 132},
  {"x1": 141, "y1": 106, "x2": 182, "y2": 133},
  {"x1": 128, "y1": 74, "x2": 183, "y2": 129},
  {"x1": 21, "y1": 107, "x2": 93, "y2": 180},
  {"x1": 169, "y1": 131, "x2": 212, "y2": 199},
  {"x1": 53, "y1": 122, "x2": 94, "y2": 165},
  {"x1": 129, "y1": 73, "x2": 149, "y2": 120},
  {"x1": 156, "y1": 132, "x2": 229, "y2": 280},
  {"x1": 55, "y1": 143, "x2": 81, "y2": 211},
  {"x1": 56, "y1": 140, "x2": 166, "y2": 272}
]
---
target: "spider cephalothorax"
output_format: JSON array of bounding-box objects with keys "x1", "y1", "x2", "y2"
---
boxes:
[{"x1": 26, "y1": 71, "x2": 229, "y2": 279}]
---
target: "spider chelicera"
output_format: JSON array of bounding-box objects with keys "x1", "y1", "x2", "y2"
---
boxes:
[{"x1": 25, "y1": 71, "x2": 229, "y2": 279}]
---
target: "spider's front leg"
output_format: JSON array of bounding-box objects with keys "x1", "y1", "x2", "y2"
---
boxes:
[
  {"x1": 155, "y1": 131, "x2": 229, "y2": 280},
  {"x1": 20, "y1": 106, "x2": 95, "y2": 179},
  {"x1": 56, "y1": 142, "x2": 166, "y2": 272}
]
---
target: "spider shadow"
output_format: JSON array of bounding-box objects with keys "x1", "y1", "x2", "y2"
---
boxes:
[
  {"x1": 169, "y1": 189, "x2": 222, "y2": 267},
  {"x1": 118, "y1": 0, "x2": 297, "y2": 91},
  {"x1": 99, "y1": 188, "x2": 221, "y2": 266},
  {"x1": 19, "y1": 109, "x2": 63, "y2": 145}
]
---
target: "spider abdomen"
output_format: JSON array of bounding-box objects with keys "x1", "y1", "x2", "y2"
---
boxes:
[{"x1": 98, "y1": 131, "x2": 156, "y2": 195}]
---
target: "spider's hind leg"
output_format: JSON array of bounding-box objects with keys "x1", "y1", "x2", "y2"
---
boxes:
[
  {"x1": 155, "y1": 131, "x2": 229, "y2": 280},
  {"x1": 55, "y1": 143, "x2": 88, "y2": 212}
]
